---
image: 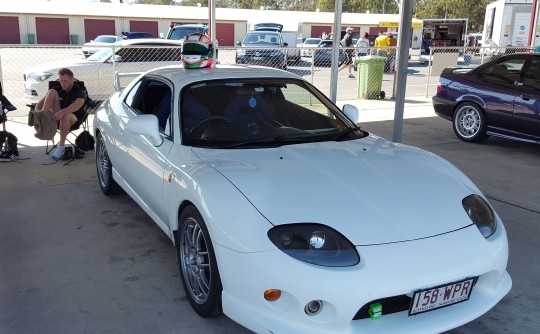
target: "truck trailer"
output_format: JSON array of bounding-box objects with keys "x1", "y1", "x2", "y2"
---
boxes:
[
  {"x1": 483, "y1": 0, "x2": 538, "y2": 48},
  {"x1": 419, "y1": 18, "x2": 468, "y2": 63}
]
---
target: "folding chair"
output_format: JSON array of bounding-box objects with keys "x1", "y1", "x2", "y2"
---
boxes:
[{"x1": 45, "y1": 79, "x2": 98, "y2": 155}]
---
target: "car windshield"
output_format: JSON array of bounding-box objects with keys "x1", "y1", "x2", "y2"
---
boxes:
[
  {"x1": 243, "y1": 32, "x2": 280, "y2": 45},
  {"x1": 181, "y1": 78, "x2": 366, "y2": 148},
  {"x1": 304, "y1": 39, "x2": 320, "y2": 45},
  {"x1": 170, "y1": 27, "x2": 205, "y2": 40},
  {"x1": 319, "y1": 41, "x2": 332, "y2": 48},
  {"x1": 94, "y1": 36, "x2": 118, "y2": 43}
]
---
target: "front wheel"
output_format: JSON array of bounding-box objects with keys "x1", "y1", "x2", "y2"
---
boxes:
[
  {"x1": 453, "y1": 102, "x2": 488, "y2": 142},
  {"x1": 178, "y1": 205, "x2": 222, "y2": 317}
]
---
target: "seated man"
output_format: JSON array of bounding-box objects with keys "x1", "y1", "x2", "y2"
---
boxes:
[{"x1": 34, "y1": 68, "x2": 86, "y2": 160}]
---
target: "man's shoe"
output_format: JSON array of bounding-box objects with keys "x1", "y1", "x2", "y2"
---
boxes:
[
  {"x1": 0, "y1": 149, "x2": 19, "y2": 161},
  {"x1": 348, "y1": 74, "x2": 355, "y2": 78}
]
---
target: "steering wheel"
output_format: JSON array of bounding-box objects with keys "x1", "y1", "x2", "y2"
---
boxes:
[{"x1": 190, "y1": 117, "x2": 232, "y2": 138}]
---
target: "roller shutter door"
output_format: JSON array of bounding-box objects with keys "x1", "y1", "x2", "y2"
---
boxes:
[
  {"x1": 129, "y1": 21, "x2": 158, "y2": 38},
  {"x1": 311, "y1": 25, "x2": 332, "y2": 39},
  {"x1": 84, "y1": 19, "x2": 116, "y2": 43},
  {"x1": 216, "y1": 23, "x2": 234, "y2": 47},
  {"x1": 0, "y1": 16, "x2": 20, "y2": 44},
  {"x1": 36, "y1": 17, "x2": 69, "y2": 44}
]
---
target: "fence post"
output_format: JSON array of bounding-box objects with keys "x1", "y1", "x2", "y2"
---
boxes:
[{"x1": 425, "y1": 47, "x2": 433, "y2": 97}]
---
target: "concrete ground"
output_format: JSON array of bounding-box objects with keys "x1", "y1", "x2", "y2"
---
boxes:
[{"x1": 1, "y1": 98, "x2": 539, "y2": 334}]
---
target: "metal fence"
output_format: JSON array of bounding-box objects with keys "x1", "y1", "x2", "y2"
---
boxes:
[{"x1": 0, "y1": 44, "x2": 533, "y2": 116}]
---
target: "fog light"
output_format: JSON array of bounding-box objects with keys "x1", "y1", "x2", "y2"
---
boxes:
[
  {"x1": 304, "y1": 300, "x2": 322, "y2": 315},
  {"x1": 264, "y1": 289, "x2": 281, "y2": 301}
]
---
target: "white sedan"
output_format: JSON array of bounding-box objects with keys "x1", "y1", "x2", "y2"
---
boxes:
[
  {"x1": 93, "y1": 64, "x2": 511, "y2": 334},
  {"x1": 81, "y1": 34, "x2": 123, "y2": 58},
  {"x1": 23, "y1": 39, "x2": 182, "y2": 104}
]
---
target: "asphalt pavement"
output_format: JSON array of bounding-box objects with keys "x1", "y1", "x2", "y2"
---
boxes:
[{"x1": 1, "y1": 97, "x2": 539, "y2": 334}]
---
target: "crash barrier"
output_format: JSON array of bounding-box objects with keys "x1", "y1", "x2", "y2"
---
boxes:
[
  {"x1": 424, "y1": 45, "x2": 533, "y2": 96},
  {"x1": 0, "y1": 44, "x2": 534, "y2": 115}
]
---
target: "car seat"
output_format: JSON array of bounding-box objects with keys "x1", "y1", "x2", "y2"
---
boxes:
[{"x1": 223, "y1": 90, "x2": 276, "y2": 133}]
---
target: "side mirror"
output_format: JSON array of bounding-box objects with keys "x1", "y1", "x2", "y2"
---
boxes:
[
  {"x1": 127, "y1": 115, "x2": 163, "y2": 147},
  {"x1": 342, "y1": 104, "x2": 359, "y2": 124},
  {"x1": 283, "y1": 42, "x2": 288, "y2": 47},
  {"x1": 236, "y1": 41, "x2": 241, "y2": 46}
]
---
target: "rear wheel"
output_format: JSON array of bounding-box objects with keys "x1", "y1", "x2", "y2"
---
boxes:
[
  {"x1": 453, "y1": 102, "x2": 488, "y2": 142},
  {"x1": 95, "y1": 132, "x2": 120, "y2": 195},
  {"x1": 178, "y1": 205, "x2": 222, "y2": 317}
]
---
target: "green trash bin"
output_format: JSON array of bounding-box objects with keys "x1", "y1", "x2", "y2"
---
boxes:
[
  {"x1": 27, "y1": 34, "x2": 35, "y2": 44},
  {"x1": 356, "y1": 56, "x2": 386, "y2": 99},
  {"x1": 70, "y1": 34, "x2": 79, "y2": 45}
]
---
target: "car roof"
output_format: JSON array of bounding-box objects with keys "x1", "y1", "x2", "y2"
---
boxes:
[
  {"x1": 139, "y1": 64, "x2": 302, "y2": 89},
  {"x1": 171, "y1": 23, "x2": 207, "y2": 28},
  {"x1": 112, "y1": 38, "x2": 183, "y2": 46}
]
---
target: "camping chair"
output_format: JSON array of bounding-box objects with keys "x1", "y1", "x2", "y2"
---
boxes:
[{"x1": 44, "y1": 79, "x2": 98, "y2": 155}]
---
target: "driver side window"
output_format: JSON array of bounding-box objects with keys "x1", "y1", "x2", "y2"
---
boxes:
[{"x1": 125, "y1": 79, "x2": 173, "y2": 136}]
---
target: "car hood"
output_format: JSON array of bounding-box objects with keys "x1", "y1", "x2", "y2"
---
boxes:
[
  {"x1": 83, "y1": 42, "x2": 113, "y2": 48},
  {"x1": 25, "y1": 59, "x2": 98, "y2": 75},
  {"x1": 193, "y1": 135, "x2": 478, "y2": 245}
]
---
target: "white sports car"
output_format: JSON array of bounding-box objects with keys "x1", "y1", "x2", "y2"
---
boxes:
[{"x1": 93, "y1": 64, "x2": 511, "y2": 334}]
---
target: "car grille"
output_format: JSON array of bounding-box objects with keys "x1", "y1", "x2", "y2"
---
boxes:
[
  {"x1": 353, "y1": 295, "x2": 412, "y2": 320},
  {"x1": 244, "y1": 49, "x2": 279, "y2": 57}
]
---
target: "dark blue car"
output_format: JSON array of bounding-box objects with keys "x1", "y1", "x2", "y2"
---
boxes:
[{"x1": 433, "y1": 53, "x2": 540, "y2": 144}]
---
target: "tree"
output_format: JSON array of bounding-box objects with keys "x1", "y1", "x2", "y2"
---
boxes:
[
  {"x1": 414, "y1": 0, "x2": 491, "y2": 32},
  {"x1": 317, "y1": 0, "x2": 399, "y2": 14}
]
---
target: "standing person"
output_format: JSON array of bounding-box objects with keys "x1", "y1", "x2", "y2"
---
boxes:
[
  {"x1": 356, "y1": 31, "x2": 370, "y2": 57},
  {"x1": 386, "y1": 33, "x2": 397, "y2": 72},
  {"x1": 374, "y1": 31, "x2": 389, "y2": 58},
  {"x1": 321, "y1": 31, "x2": 328, "y2": 40},
  {"x1": 338, "y1": 27, "x2": 355, "y2": 78},
  {"x1": 33, "y1": 68, "x2": 86, "y2": 160}
]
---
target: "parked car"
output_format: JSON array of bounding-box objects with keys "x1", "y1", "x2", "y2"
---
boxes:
[
  {"x1": 81, "y1": 35, "x2": 122, "y2": 58},
  {"x1": 313, "y1": 40, "x2": 346, "y2": 67},
  {"x1": 121, "y1": 31, "x2": 155, "y2": 39},
  {"x1": 300, "y1": 37, "x2": 322, "y2": 57},
  {"x1": 94, "y1": 64, "x2": 511, "y2": 334},
  {"x1": 235, "y1": 30, "x2": 287, "y2": 70},
  {"x1": 23, "y1": 39, "x2": 182, "y2": 103},
  {"x1": 433, "y1": 52, "x2": 540, "y2": 144},
  {"x1": 166, "y1": 23, "x2": 209, "y2": 40}
]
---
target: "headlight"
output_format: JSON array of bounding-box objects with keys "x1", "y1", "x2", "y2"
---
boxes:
[
  {"x1": 268, "y1": 223, "x2": 359, "y2": 267},
  {"x1": 27, "y1": 72, "x2": 53, "y2": 82},
  {"x1": 236, "y1": 49, "x2": 246, "y2": 56},
  {"x1": 462, "y1": 194, "x2": 497, "y2": 238}
]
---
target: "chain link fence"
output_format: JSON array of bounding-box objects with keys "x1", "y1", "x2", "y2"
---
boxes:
[{"x1": 0, "y1": 44, "x2": 534, "y2": 116}]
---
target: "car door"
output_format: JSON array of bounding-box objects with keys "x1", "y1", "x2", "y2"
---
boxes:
[
  {"x1": 475, "y1": 56, "x2": 526, "y2": 131},
  {"x1": 116, "y1": 77, "x2": 175, "y2": 224},
  {"x1": 513, "y1": 55, "x2": 540, "y2": 139}
]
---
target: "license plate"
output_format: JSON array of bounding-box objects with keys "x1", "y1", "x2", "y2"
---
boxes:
[{"x1": 409, "y1": 277, "x2": 477, "y2": 316}]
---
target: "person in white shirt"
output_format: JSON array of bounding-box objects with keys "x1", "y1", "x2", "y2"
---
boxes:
[{"x1": 356, "y1": 32, "x2": 370, "y2": 56}]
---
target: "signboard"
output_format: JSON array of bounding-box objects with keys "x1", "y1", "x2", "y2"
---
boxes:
[{"x1": 379, "y1": 21, "x2": 422, "y2": 28}]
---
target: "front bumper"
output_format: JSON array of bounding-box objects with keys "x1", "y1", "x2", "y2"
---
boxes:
[{"x1": 217, "y1": 224, "x2": 511, "y2": 334}]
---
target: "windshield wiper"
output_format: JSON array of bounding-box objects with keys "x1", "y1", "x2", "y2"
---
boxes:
[
  {"x1": 326, "y1": 128, "x2": 364, "y2": 141},
  {"x1": 220, "y1": 135, "x2": 309, "y2": 149}
]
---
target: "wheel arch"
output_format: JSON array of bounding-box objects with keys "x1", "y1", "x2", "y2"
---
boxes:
[{"x1": 173, "y1": 200, "x2": 196, "y2": 247}]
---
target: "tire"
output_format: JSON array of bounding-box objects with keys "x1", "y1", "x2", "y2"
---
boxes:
[
  {"x1": 95, "y1": 132, "x2": 120, "y2": 195},
  {"x1": 178, "y1": 205, "x2": 222, "y2": 317},
  {"x1": 452, "y1": 102, "x2": 489, "y2": 142}
]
